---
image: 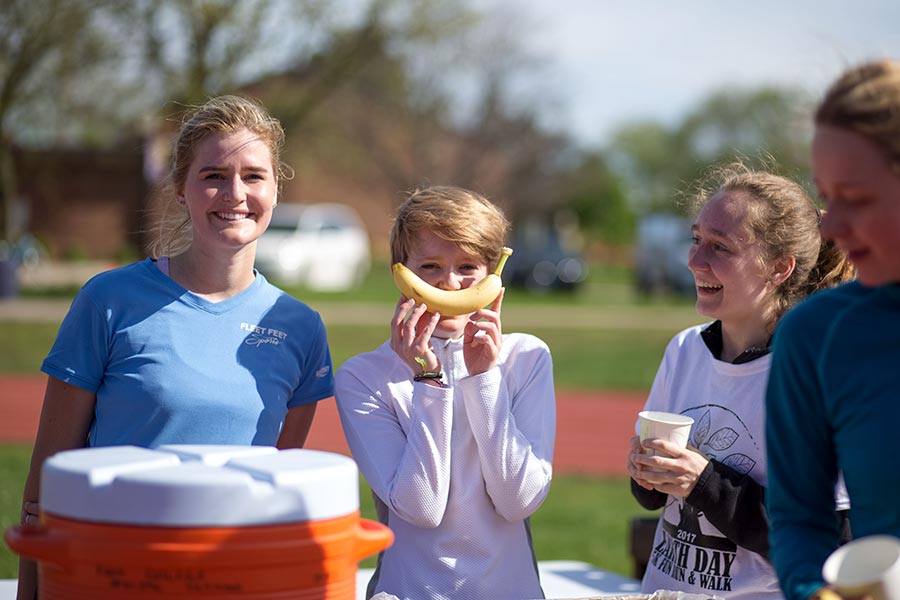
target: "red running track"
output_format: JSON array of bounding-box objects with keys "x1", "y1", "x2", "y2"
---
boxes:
[{"x1": 0, "y1": 376, "x2": 644, "y2": 477}]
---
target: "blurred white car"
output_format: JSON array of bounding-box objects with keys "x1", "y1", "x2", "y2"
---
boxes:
[{"x1": 255, "y1": 203, "x2": 371, "y2": 291}]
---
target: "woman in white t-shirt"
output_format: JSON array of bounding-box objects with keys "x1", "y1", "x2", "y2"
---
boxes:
[{"x1": 626, "y1": 163, "x2": 854, "y2": 599}]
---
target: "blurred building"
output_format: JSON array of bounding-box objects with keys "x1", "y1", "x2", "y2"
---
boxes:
[
  {"x1": 13, "y1": 143, "x2": 145, "y2": 260},
  {"x1": 16, "y1": 68, "x2": 565, "y2": 263}
]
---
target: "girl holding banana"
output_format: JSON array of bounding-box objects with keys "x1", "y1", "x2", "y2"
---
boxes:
[{"x1": 335, "y1": 186, "x2": 556, "y2": 600}]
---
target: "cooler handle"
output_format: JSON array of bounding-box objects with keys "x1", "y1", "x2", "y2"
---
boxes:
[
  {"x1": 3, "y1": 525, "x2": 67, "y2": 568},
  {"x1": 353, "y1": 518, "x2": 393, "y2": 561}
]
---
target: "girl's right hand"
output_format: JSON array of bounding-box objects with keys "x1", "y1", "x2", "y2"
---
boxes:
[
  {"x1": 627, "y1": 435, "x2": 655, "y2": 490},
  {"x1": 390, "y1": 296, "x2": 442, "y2": 377}
]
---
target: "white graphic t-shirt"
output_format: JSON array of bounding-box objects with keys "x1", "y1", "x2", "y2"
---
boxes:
[{"x1": 638, "y1": 324, "x2": 783, "y2": 600}]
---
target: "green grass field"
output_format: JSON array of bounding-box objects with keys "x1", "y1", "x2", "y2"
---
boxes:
[{"x1": 1, "y1": 262, "x2": 692, "y2": 580}]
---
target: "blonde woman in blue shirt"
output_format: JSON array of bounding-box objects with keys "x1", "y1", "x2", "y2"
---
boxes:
[{"x1": 17, "y1": 96, "x2": 334, "y2": 599}]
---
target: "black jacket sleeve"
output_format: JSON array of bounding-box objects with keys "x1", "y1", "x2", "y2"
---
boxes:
[
  {"x1": 686, "y1": 459, "x2": 770, "y2": 559},
  {"x1": 630, "y1": 477, "x2": 667, "y2": 510}
]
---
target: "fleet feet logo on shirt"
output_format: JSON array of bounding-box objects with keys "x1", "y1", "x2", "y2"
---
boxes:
[{"x1": 240, "y1": 322, "x2": 287, "y2": 347}]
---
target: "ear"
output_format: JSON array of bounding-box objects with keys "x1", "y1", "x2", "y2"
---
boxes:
[
  {"x1": 176, "y1": 189, "x2": 186, "y2": 206},
  {"x1": 769, "y1": 255, "x2": 796, "y2": 286}
]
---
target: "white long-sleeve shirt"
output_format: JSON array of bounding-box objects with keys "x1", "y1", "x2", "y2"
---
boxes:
[{"x1": 335, "y1": 332, "x2": 556, "y2": 600}]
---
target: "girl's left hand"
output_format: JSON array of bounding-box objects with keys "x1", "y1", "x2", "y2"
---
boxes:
[
  {"x1": 463, "y1": 288, "x2": 504, "y2": 376},
  {"x1": 632, "y1": 438, "x2": 709, "y2": 498}
]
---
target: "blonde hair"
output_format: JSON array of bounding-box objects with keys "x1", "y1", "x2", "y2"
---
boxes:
[
  {"x1": 147, "y1": 95, "x2": 291, "y2": 257},
  {"x1": 390, "y1": 186, "x2": 509, "y2": 269},
  {"x1": 815, "y1": 59, "x2": 900, "y2": 173},
  {"x1": 689, "y1": 162, "x2": 855, "y2": 320}
]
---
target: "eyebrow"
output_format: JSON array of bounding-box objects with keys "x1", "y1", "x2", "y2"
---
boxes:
[
  {"x1": 409, "y1": 254, "x2": 481, "y2": 264},
  {"x1": 409, "y1": 255, "x2": 443, "y2": 262},
  {"x1": 197, "y1": 165, "x2": 270, "y2": 175},
  {"x1": 691, "y1": 224, "x2": 736, "y2": 242}
]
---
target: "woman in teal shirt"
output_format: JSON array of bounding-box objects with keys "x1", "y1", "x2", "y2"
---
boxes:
[{"x1": 766, "y1": 59, "x2": 900, "y2": 600}]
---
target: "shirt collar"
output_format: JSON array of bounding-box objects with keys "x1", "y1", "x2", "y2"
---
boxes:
[{"x1": 700, "y1": 320, "x2": 771, "y2": 365}]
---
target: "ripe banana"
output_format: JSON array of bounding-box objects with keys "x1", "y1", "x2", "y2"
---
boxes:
[{"x1": 392, "y1": 247, "x2": 514, "y2": 316}]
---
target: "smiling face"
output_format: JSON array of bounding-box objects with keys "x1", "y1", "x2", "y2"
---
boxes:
[
  {"x1": 813, "y1": 125, "x2": 900, "y2": 286},
  {"x1": 405, "y1": 228, "x2": 489, "y2": 338},
  {"x1": 177, "y1": 129, "x2": 277, "y2": 256},
  {"x1": 688, "y1": 191, "x2": 781, "y2": 333}
]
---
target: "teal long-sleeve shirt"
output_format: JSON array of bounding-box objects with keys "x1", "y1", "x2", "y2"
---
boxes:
[{"x1": 766, "y1": 281, "x2": 900, "y2": 600}]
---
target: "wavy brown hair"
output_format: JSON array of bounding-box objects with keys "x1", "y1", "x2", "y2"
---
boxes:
[{"x1": 688, "y1": 162, "x2": 855, "y2": 320}]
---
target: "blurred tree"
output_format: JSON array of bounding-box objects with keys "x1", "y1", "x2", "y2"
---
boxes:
[
  {"x1": 562, "y1": 151, "x2": 633, "y2": 245},
  {"x1": 1, "y1": 0, "x2": 492, "y2": 241},
  {"x1": 608, "y1": 120, "x2": 689, "y2": 216},
  {"x1": 0, "y1": 0, "x2": 133, "y2": 241},
  {"x1": 608, "y1": 86, "x2": 814, "y2": 215},
  {"x1": 327, "y1": 1, "x2": 573, "y2": 222},
  {"x1": 137, "y1": 0, "x2": 331, "y2": 109},
  {"x1": 453, "y1": 77, "x2": 573, "y2": 222}
]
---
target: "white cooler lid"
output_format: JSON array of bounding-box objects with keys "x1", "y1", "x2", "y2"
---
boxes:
[{"x1": 40, "y1": 445, "x2": 360, "y2": 526}]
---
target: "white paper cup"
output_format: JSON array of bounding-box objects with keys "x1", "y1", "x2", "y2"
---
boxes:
[
  {"x1": 638, "y1": 411, "x2": 694, "y2": 459},
  {"x1": 823, "y1": 535, "x2": 900, "y2": 600}
]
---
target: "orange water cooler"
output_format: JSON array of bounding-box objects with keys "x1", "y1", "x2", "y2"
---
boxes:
[{"x1": 5, "y1": 445, "x2": 393, "y2": 599}]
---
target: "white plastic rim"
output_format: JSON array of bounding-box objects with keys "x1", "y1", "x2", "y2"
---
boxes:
[
  {"x1": 40, "y1": 445, "x2": 360, "y2": 526},
  {"x1": 823, "y1": 535, "x2": 900, "y2": 585},
  {"x1": 638, "y1": 410, "x2": 695, "y2": 425}
]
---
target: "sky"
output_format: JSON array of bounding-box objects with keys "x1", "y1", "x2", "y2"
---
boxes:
[{"x1": 478, "y1": 0, "x2": 900, "y2": 148}]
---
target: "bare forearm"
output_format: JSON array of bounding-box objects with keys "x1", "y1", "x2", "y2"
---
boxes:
[
  {"x1": 276, "y1": 402, "x2": 320, "y2": 449},
  {"x1": 17, "y1": 376, "x2": 96, "y2": 599}
]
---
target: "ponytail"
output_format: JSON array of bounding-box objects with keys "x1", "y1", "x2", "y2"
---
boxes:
[{"x1": 805, "y1": 237, "x2": 855, "y2": 296}]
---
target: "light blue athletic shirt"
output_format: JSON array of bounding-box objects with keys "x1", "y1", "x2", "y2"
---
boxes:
[{"x1": 42, "y1": 258, "x2": 334, "y2": 448}]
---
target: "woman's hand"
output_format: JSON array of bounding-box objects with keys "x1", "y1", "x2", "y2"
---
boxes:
[
  {"x1": 390, "y1": 296, "x2": 441, "y2": 377},
  {"x1": 629, "y1": 437, "x2": 709, "y2": 498},
  {"x1": 20, "y1": 501, "x2": 40, "y2": 525},
  {"x1": 463, "y1": 289, "x2": 504, "y2": 376},
  {"x1": 627, "y1": 435, "x2": 656, "y2": 490}
]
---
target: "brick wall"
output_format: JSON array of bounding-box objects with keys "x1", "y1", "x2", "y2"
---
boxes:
[{"x1": 15, "y1": 144, "x2": 147, "y2": 259}]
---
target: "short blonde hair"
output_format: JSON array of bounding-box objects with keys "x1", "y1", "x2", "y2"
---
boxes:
[
  {"x1": 147, "y1": 95, "x2": 291, "y2": 257},
  {"x1": 390, "y1": 186, "x2": 509, "y2": 269},
  {"x1": 815, "y1": 59, "x2": 900, "y2": 173}
]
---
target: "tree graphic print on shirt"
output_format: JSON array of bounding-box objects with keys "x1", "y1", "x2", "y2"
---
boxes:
[{"x1": 648, "y1": 404, "x2": 759, "y2": 593}]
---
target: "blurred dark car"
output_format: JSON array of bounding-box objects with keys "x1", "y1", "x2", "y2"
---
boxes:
[
  {"x1": 633, "y1": 213, "x2": 695, "y2": 296},
  {"x1": 505, "y1": 223, "x2": 588, "y2": 293}
]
